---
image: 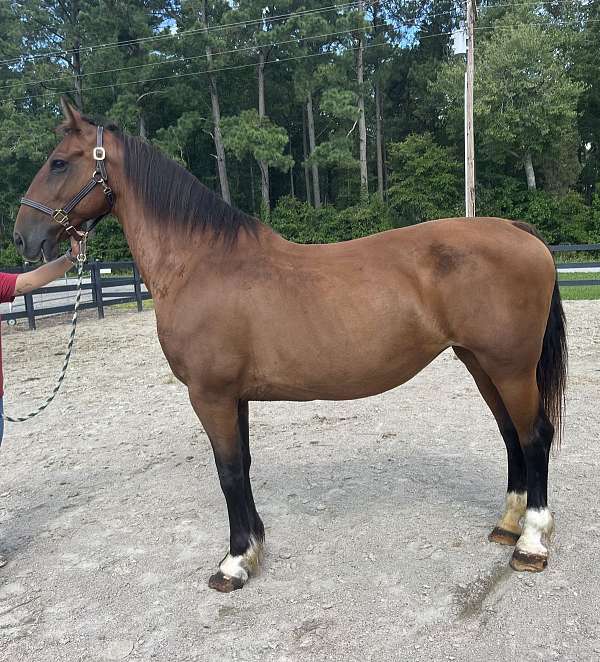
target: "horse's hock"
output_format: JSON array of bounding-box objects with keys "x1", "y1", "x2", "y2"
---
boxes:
[{"x1": 0, "y1": 301, "x2": 598, "y2": 660}]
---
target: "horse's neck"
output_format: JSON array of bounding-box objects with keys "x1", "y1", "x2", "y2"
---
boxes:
[
  {"x1": 114, "y1": 195, "x2": 270, "y2": 300},
  {"x1": 115, "y1": 200, "x2": 179, "y2": 293}
]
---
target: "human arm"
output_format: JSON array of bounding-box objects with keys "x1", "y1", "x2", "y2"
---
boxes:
[{"x1": 14, "y1": 239, "x2": 80, "y2": 296}]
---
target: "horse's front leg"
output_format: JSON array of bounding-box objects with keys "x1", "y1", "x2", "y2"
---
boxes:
[{"x1": 189, "y1": 392, "x2": 264, "y2": 592}]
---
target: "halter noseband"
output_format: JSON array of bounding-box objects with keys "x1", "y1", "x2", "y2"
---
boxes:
[{"x1": 20, "y1": 125, "x2": 114, "y2": 243}]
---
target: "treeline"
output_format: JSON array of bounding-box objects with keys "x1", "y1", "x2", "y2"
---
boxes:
[{"x1": 0, "y1": 0, "x2": 599, "y2": 264}]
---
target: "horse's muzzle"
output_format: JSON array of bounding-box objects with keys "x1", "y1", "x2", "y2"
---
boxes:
[{"x1": 13, "y1": 219, "x2": 59, "y2": 263}]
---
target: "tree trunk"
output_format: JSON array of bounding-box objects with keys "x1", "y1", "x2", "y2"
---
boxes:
[
  {"x1": 258, "y1": 49, "x2": 269, "y2": 211},
  {"x1": 201, "y1": 1, "x2": 231, "y2": 204},
  {"x1": 357, "y1": 0, "x2": 368, "y2": 196},
  {"x1": 138, "y1": 114, "x2": 147, "y2": 140},
  {"x1": 375, "y1": 79, "x2": 385, "y2": 200},
  {"x1": 249, "y1": 159, "x2": 256, "y2": 214},
  {"x1": 72, "y1": 37, "x2": 83, "y2": 109},
  {"x1": 70, "y1": 0, "x2": 83, "y2": 110},
  {"x1": 306, "y1": 91, "x2": 321, "y2": 209},
  {"x1": 373, "y1": 5, "x2": 385, "y2": 200},
  {"x1": 302, "y1": 108, "x2": 312, "y2": 204},
  {"x1": 258, "y1": 160, "x2": 269, "y2": 212},
  {"x1": 524, "y1": 152, "x2": 537, "y2": 190}
]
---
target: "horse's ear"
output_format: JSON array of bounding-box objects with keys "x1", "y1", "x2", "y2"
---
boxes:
[{"x1": 60, "y1": 97, "x2": 82, "y2": 130}]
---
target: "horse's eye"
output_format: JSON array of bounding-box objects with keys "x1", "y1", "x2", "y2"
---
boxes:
[{"x1": 51, "y1": 159, "x2": 67, "y2": 171}]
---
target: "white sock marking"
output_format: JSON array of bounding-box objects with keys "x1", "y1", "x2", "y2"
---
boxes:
[
  {"x1": 219, "y1": 537, "x2": 263, "y2": 582},
  {"x1": 516, "y1": 508, "x2": 554, "y2": 557},
  {"x1": 497, "y1": 491, "x2": 527, "y2": 533}
]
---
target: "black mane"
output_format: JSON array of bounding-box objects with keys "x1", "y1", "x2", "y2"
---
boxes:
[
  {"x1": 57, "y1": 107, "x2": 260, "y2": 244},
  {"x1": 118, "y1": 132, "x2": 259, "y2": 244}
]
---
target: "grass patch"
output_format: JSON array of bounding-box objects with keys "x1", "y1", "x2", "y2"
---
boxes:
[
  {"x1": 558, "y1": 271, "x2": 600, "y2": 300},
  {"x1": 111, "y1": 299, "x2": 155, "y2": 311}
]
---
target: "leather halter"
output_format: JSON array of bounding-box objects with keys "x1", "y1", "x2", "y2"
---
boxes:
[{"x1": 20, "y1": 125, "x2": 114, "y2": 242}]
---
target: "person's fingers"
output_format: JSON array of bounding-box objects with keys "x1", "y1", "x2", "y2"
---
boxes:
[{"x1": 70, "y1": 237, "x2": 80, "y2": 255}]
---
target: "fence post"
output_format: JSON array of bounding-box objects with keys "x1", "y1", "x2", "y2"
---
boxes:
[
  {"x1": 132, "y1": 263, "x2": 143, "y2": 312},
  {"x1": 90, "y1": 262, "x2": 104, "y2": 319},
  {"x1": 24, "y1": 291, "x2": 36, "y2": 330}
]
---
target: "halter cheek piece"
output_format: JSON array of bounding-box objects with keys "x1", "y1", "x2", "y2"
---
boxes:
[{"x1": 20, "y1": 125, "x2": 114, "y2": 248}]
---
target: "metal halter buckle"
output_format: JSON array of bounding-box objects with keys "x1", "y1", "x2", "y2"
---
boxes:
[
  {"x1": 77, "y1": 236, "x2": 88, "y2": 263},
  {"x1": 52, "y1": 209, "x2": 69, "y2": 226},
  {"x1": 93, "y1": 146, "x2": 106, "y2": 160}
]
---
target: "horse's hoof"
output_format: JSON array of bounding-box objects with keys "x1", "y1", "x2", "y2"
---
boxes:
[
  {"x1": 208, "y1": 571, "x2": 245, "y2": 593},
  {"x1": 488, "y1": 526, "x2": 520, "y2": 546},
  {"x1": 509, "y1": 548, "x2": 548, "y2": 573}
]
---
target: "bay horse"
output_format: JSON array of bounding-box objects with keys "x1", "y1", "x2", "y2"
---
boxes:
[{"x1": 13, "y1": 101, "x2": 566, "y2": 592}]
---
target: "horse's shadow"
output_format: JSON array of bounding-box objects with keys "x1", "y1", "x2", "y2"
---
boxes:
[
  {"x1": 0, "y1": 433, "x2": 505, "y2": 563},
  {"x1": 254, "y1": 436, "x2": 505, "y2": 524}
]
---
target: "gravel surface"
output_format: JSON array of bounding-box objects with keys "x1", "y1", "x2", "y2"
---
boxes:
[{"x1": 0, "y1": 301, "x2": 599, "y2": 662}]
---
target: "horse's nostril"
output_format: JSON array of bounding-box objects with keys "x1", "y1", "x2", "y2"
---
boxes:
[{"x1": 13, "y1": 232, "x2": 24, "y2": 253}]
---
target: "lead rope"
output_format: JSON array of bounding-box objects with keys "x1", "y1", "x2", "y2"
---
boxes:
[{"x1": 2, "y1": 246, "x2": 86, "y2": 423}]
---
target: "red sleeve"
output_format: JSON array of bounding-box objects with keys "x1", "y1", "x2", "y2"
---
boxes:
[{"x1": 0, "y1": 272, "x2": 19, "y2": 303}]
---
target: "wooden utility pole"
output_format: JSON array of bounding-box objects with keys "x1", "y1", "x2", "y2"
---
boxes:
[
  {"x1": 465, "y1": 0, "x2": 476, "y2": 218},
  {"x1": 257, "y1": 48, "x2": 270, "y2": 211}
]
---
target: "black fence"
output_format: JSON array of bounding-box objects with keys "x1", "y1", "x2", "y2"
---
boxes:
[
  {"x1": 1, "y1": 244, "x2": 599, "y2": 331},
  {"x1": 551, "y1": 243, "x2": 600, "y2": 288},
  {"x1": 1, "y1": 261, "x2": 150, "y2": 330}
]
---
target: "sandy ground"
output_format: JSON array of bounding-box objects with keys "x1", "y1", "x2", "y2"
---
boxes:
[{"x1": 0, "y1": 301, "x2": 598, "y2": 662}]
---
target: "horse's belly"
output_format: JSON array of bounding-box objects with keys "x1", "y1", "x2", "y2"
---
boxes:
[{"x1": 246, "y1": 341, "x2": 445, "y2": 402}]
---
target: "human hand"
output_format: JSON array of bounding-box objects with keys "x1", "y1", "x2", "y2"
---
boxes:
[{"x1": 70, "y1": 237, "x2": 81, "y2": 259}]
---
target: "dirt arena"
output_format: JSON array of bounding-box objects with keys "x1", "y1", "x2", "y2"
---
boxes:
[{"x1": 0, "y1": 301, "x2": 598, "y2": 661}]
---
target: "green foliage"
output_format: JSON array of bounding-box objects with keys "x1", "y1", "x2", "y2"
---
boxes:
[
  {"x1": 154, "y1": 111, "x2": 206, "y2": 167},
  {"x1": 338, "y1": 198, "x2": 394, "y2": 239},
  {"x1": 479, "y1": 181, "x2": 595, "y2": 244},
  {"x1": 387, "y1": 133, "x2": 463, "y2": 225},
  {"x1": 308, "y1": 136, "x2": 357, "y2": 169},
  {"x1": 475, "y1": 20, "x2": 583, "y2": 162},
  {"x1": 521, "y1": 192, "x2": 586, "y2": 244},
  {"x1": 0, "y1": 0, "x2": 599, "y2": 266},
  {"x1": 269, "y1": 196, "x2": 350, "y2": 243},
  {"x1": 0, "y1": 241, "x2": 22, "y2": 267},
  {"x1": 269, "y1": 195, "x2": 393, "y2": 243},
  {"x1": 434, "y1": 8, "x2": 584, "y2": 192},
  {"x1": 320, "y1": 88, "x2": 358, "y2": 122},
  {"x1": 87, "y1": 218, "x2": 131, "y2": 262},
  {"x1": 590, "y1": 195, "x2": 600, "y2": 238},
  {"x1": 221, "y1": 109, "x2": 293, "y2": 172}
]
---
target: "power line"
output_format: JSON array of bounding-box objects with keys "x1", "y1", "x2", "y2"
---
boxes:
[
  {"x1": 477, "y1": 16, "x2": 600, "y2": 27},
  {"x1": 3, "y1": 9, "x2": 460, "y2": 92},
  {"x1": 3, "y1": 28, "x2": 463, "y2": 105},
  {"x1": 8, "y1": 9, "x2": 588, "y2": 103},
  {"x1": 0, "y1": 25, "x2": 386, "y2": 90},
  {"x1": 477, "y1": 0, "x2": 585, "y2": 7},
  {"x1": 2, "y1": 38, "x2": 411, "y2": 104},
  {"x1": 0, "y1": 1, "x2": 371, "y2": 69},
  {"x1": 1, "y1": 0, "x2": 587, "y2": 70}
]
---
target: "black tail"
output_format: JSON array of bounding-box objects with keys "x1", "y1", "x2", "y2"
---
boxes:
[
  {"x1": 537, "y1": 279, "x2": 568, "y2": 447},
  {"x1": 512, "y1": 221, "x2": 568, "y2": 447}
]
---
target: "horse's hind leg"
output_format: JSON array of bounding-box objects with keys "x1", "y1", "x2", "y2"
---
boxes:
[
  {"x1": 493, "y1": 372, "x2": 555, "y2": 572},
  {"x1": 189, "y1": 393, "x2": 264, "y2": 592},
  {"x1": 454, "y1": 348, "x2": 527, "y2": 545}
]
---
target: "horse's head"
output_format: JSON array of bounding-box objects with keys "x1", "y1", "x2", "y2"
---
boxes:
[{"x1": 14, "y1": 99, "x2": 114, "y2": 261}]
